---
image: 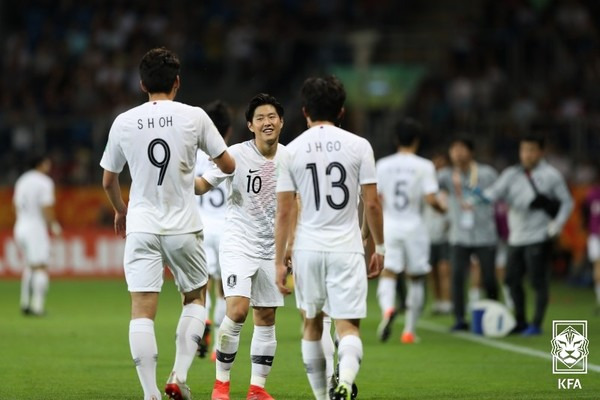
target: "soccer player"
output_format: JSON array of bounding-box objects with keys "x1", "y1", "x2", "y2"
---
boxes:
[
  {"x1": 374, "y1": 119, "x2": 446, "y2": 344},
  {"x1": 484, "y1": 133, "x2": 573, "y2": 335},
  {"x1": 195, "y1": 100, "x2": 233, "y2": 360},
  {"x1": 438, "y1": 138, "x2": 499, "y2": 331},
  {"x1": 195, "y1": 93, "x2": 287, "y2": 400},
  {"x1": 275, "y1": 76, "x2": 384, "y2": 400},
  {"x1": 100, "y1": 47, "x2": 235, "y2": 400},
  {"x1": 583, "y1": 172, "x2": 600, "y2": 313},
  {"x1": 13, "y1": 154, "x2": 61, "y2": 316}
]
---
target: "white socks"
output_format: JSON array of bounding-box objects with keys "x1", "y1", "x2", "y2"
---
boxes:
[
  {"x1": 404, "y1": 279, "x2": 425, "y2": 335},
  {"x1": 30, "y1": 269, "x2": 49, "y2": 314},
  {"x1": 215, "y1": 316, "x2": 244, "y2": 382},
  {"x1": 250, "y1": 325, "x2": 277, "y2": 388},
  {"x1": 20, "y1": 267, "x2": 32, "y2": 311},
  {"x1": 377, "y1": 276, "x2": 396, "y2": 314},
  {"x1": 321, "y1": 316, "x2": 335, "y2": 385},
  {"x1": 212, "y1": 297, "x2": 227, "y2": 353},
  {"x1": 502, "y1": 284, "x2": 514, "y2": 311},
  {"x1": 302, "y1": 339, "x2": 327, "y2": 400},
  {"x1": 337, "y1": 335, "x2": 363, "y2": 387},
  {"x1": 172, "y1": 303, "x2": 206, "y2": 383},
  {"x1": 129, "y1": 318, "x2": 161, "y2": 400}
]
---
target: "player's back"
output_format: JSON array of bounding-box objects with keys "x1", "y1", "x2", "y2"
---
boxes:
[
  {"x1": 285, "y1": 125, "x2": 376, "y2": 252},
  {"x1": 13, "y1": 170, "x2": 53, "y2": 228},
  {"x1": 376, "y1": 153, "x2": 437, "y2": 232},
  {"x1": 103, "y1": 100, "x2": 225, "y2": 234}
]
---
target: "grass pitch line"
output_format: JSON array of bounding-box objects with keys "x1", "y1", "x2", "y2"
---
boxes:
[{"x1": 419, "y1": 320, "x2": 600, "y2": 374}]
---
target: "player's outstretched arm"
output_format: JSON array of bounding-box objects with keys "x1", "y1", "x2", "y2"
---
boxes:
[
  {"x1": 362, "y1": 183, "x2": 385, "y2": 279},
  {"x1": 275, "y1": 191, "x2": 295, "y2": 295},
  {"x1": 102, "y1": 170, "x2": 127, "y2": 238},
  {"x1": 194, "y1": 177, "x2": 214, "y2": 195},
  {"x1": 425, "y1": 192, "x2": 447, "y2": 213},
  {"x1": 212, "y1": 150, "x2": 236, "y2": 174}
]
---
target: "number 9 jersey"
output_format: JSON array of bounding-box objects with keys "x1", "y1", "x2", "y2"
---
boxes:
[
  {"x1": 276, "y1": 124, "x2": 377, "y2": 253},
  {"x1": 100, "y1": 100, "x2": 227, "y2": 235}
]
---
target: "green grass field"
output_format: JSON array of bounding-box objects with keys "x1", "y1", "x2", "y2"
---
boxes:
[{"x1": 0, "y1": 278, "x2": 598, "y2": 399}]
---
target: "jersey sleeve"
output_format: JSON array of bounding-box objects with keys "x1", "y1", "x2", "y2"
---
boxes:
[
  {"x1": 39, "y1": 177, "x2": 55, "y2": 207},
  {"x1": 202, "y1": 162, "x2": 229, "y2": 188},
  {"x1": 359, "y1": 140, "x2": 377, "y2": 185},
  {"x1": 99, "y1": 117, "x2": 127, "y2": 173},
  {"x1": 276, "y1": 146, "x2": 296, "y2": 193},
  {"x1": 197, "y1": 109, "x2": 227, "y2": 159},
  {"x1": 422, "y1": 161, "x2": 439, "y2": 195}
]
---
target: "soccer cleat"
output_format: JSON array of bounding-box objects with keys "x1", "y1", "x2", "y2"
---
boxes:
[
  {"x1": 401, "y1": 331, "x2": 415, "y2": 344},
  {"x1": 330, "y1": 383, "x2": 352, "y2": 400},
  {"x1": 450, "y1": 321, "x2": 469, "y2": 332},
  {"x1": 165, "y1": 371, "x2": 192, "y2": 400},
  {"x1": 198, "y1": 320, "x2": 212, "y2": 358},
  {"x1": 521, "y1": 324, "x2": 542, "y2": 336},
  {"x1": 246, "y1": 385, "x2": 274, "y2": 400},
  {"x1": 331, "y1": 364, "x2": 358, "y2": 399},
  {"x1": 377, "y1": 308, "x2": 396, "y2": 342},
  {"x1": 211, "y1": 380, "x2": 230, "y2": 400}
]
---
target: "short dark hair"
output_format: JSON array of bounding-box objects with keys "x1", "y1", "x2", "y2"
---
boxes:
[
  {"x1": 28, "y1": 153, "x2": 49, "y2": 170},
  {"x1": 395, "y1": 118, "x2": 422, "y2": 147},
  {"x1": 245, "y1": 93, "x2": 284, "y2": 122},
  {"x1": 301, "y1": 75, "x2": 346, "y2": 123},
  {"x1": 205, "y1": 100, "x2": 231, "y2": 138},
  {"x1": 139, "y1": 47, "x2": 180, "y2": 94},
  {"x1": 450, "y1": 137, "x2": 475, "y2": 152},
  {"x1": 520, "y1": 133, "x2": 545, "y2": 149}
]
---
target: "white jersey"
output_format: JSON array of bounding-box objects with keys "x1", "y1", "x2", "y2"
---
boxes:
[
  {"x1": 376, "y1": 153, "x2": 438, "y2": 234},
  {"x1": 100, "y1": 100, "x2": 227, "y2": 235},
  {"x1": 277, "y1": 124, "x2": 377, "y2": 253},
  {"x1": 203, "y1": 140, "x2": 288, "y2": 260},
  {"x1": 13, "y1": 170, "x2": 54, "y2": 232},
  {"x1": 195, "y1": 151, "x2": 227, "y2": 233}
]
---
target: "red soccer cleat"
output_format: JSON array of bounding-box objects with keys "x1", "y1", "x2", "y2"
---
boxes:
[
  {"x1": 211, "y1": 379, "x2": 230, "y2": 400},
  {"x1": 246, "y1": 384, "x2": 274, "y2": 400}
]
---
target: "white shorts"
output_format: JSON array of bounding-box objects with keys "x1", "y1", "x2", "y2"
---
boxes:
[
  {"x1": 588, "y1": 235, "x2": 600, "y2": 262},
  {"x1": 124, "y1": 232, "x2": 208, "y2": 293},
  {"x1": 384, "y1": 231, "x2": 431, "y2": 276},
  {"x1": 14, "y1": 224, "x2": 50, "y2": 266},
  {"x1": 292, "y1": 250, "x2": 367, "y2": 320},
  {"x1": 204, "y1": 230, "x2": 222, "y2": 279},
  {"x1": 219, "y1": 250, "x2": 284, "y2": 308}
]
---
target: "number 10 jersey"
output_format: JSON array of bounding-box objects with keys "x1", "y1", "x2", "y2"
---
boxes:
[
  {"x1": 202, "y1": 140, "x2": 289, "y2": 260},
  {"x1": 100, "y1": 100, "x2": 227, "y2": 235},
  {"x1": 277, "y1": 124, "x2": 377, "y2": 253}
]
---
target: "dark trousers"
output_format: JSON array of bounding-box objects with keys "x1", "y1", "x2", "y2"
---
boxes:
[
  {"x1": 450, "y1": 244, "x2": 498, "y2": 323},
  {"x1": 505, "y1": 240, "x2": 552, "y2": 328}
]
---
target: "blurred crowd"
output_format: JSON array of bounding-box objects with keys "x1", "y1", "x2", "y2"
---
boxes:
[{"x1": 1, "y1": 0, "x2": 599, "y2": 186}]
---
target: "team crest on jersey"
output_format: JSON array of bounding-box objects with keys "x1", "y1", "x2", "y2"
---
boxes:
[
  {"x1": 227, "y1": 274, "x2": 237, "y2": 289},
  {"x1": 551, "y1": 320, "x2": 589, "y2": 374}
]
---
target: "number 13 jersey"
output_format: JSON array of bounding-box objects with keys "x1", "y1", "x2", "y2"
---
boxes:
[
  {"x1": 277, "y1": 125, "x2": 377, "y2": 253},
  {"x1": 202, "y1": 140, "x2": 289, "y2": 260},
  {"x1": 100, "y1": 100, "x2": 227, "y2": 235}
]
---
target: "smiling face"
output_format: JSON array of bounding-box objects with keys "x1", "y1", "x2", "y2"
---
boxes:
[{"x1": 247, "y1": 104, "x2": 283, "y2": 147}]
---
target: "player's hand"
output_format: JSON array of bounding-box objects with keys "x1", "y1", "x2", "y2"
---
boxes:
[
  {"x1": 50, "y1": 221, "x2": 62, "y2": 236},
  {"x1": 367, "y1": 253, "x2": 384, "y2": 279},
  {"x1": 114, "y1": 208, "x2": 127, "y2": 238},
  {"x1": 284, "y1": 247, "x2": 293, "y2": 269},
  {"x1": 276, "y1": 262, "x2": 292, "y2": 295}
]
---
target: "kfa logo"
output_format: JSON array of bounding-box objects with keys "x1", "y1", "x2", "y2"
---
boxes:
[
  {"x1": 227, "y1": 274, "x2": 237, "y2": 289},
  {"x1": 551, "y1": 320, "x2": 589, "y2": 374}
]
